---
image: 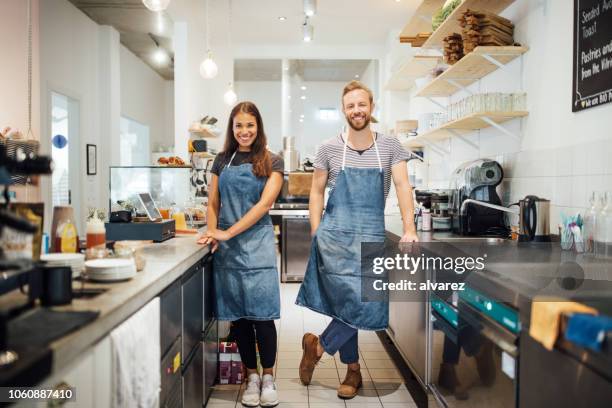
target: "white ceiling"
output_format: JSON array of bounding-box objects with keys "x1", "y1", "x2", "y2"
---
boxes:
[
  {"x1": 234, "y1": 59, "x2": 374, "y2": 82},
  {"x1": 68, "y1": 0, "x2": 419, "y2": 79},
  {"x1": 214, "y1": 0, "x2": 417, "y2": 46}
]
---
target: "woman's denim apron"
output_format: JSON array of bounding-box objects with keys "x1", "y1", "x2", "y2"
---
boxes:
[
  {"x1": 213, "y1": 151, "x2": 281, "y2": 321},
  {"x1": 296, "y1": 132, "x2": 388, "y2": 330}
]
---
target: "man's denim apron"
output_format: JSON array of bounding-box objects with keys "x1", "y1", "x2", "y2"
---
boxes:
[
  {"x1": 213, "y1": 151, "x2": 281, "y2": 321},
  {"x1": 296, "y1": 132, "x2": 388, "y2": 330}
]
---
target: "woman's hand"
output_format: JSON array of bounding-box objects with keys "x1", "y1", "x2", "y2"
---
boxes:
[
  {"x1": 205, "y1": 228, "x2": 232, "y2": 242},
  {"x1": 196, "y1": 230, "x2": 225, "y2": 253}
]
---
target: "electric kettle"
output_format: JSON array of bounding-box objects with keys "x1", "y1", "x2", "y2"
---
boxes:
[{"x1": 518, "y1": 195, "x2": 551, "y2": 242}]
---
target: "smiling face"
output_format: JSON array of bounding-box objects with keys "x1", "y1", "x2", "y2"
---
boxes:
[
  {"x1": 342, "y1": 89, "x2": 374, "y2": 131},
  {"x1": 232, "y1": 111, "x2": 258, "y2": 150}
]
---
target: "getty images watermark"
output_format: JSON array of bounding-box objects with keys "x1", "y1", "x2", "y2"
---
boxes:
[{"x1": 359, "y1": 240, "x2": 604, "y2": 303}]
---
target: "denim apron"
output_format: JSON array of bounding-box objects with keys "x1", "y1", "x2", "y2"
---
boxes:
[
  {"x1": 213, "y1": 151, "x2": 281, "y2": 321},
  {"x1": 296, "y1": 132, "x2": 388, "y2": 331}
]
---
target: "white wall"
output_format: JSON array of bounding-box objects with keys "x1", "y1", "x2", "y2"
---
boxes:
[
  {"x1": 234, "y1": 80, "x2": 282, "y2": 152},
  {"x1": 120, "y1": 46, "x2": 174, "y2": 154},
  {"x1": 0, "y1": 0, "x2": 41, "y2": 201},
  {"x1": 393, "y1": 0, "x2": 612, "y2": 229}
]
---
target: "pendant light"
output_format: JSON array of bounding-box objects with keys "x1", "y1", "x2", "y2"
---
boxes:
[
  {"x1": 224, "y1": 82, "x2": 237, "y2": 106},
  {"x1": 142, "y1": 0, "x2": 171, "y2": 12},
  {"x1": 223, "y1": 0, "x2": 237, "y2": 106},
  {"x1": 199, "y1": 0, "x2": 218, "y2": 79}
]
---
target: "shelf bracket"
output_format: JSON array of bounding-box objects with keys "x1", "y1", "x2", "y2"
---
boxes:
[
  {"x1": 446, "y1": 129, "x2": 479, "y2": 150},
  {"x1": 481, "y1": 53, "x2": 511, "y2": 75},
  {"x1": 422, "y1": 139, "x2": 450, "y2": 155},
  {"x1": 480, "y1": 116, "x2": 521, "y2": 141},
  {"x1": 443, "y1": 78, "x2": 474, "y2": 96}
]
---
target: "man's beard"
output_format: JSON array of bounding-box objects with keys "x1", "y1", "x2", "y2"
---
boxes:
[{"x1": 346, "y1": 113, "x2": 371, "y2": 131}]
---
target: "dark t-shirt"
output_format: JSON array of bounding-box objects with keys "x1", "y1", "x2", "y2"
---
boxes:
[{"x1": 210, "y1": 150, "x2": 284, "y2": 177}]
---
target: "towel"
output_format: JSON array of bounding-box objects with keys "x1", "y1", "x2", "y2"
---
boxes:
[
  {"x1": 111, "y1": 297, "x2": 161, "y2": 408},
  {"x1": 529, "y1": 298, "x2": 597, "y2": 350},
  {"x1": 565, "y1": 313, "x2": 612, "y2": 352}
]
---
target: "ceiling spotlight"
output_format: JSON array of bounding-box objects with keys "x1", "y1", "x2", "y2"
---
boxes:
[
  {"x1": 155, "y1": 12, "x2": 165, "y2": 35},
  {"x1": 153, "y1": 48, "x2": 169, "y2": 65},
  {"x1": 303, "y1": 21, "x2": 313, "y2": 42},
  {"x1": 199, "y1": 51, "x2": 218, "y2": 79},
  {"x1": 299, "y1": 118, "x2": 304, "y2": 123},
  {"x1": 300, "y1": 95, "x2": 306, "y2": 100},
  {"x1": 355, "y1": 74, "x2": 360, "y2": 78},
  {"x1": 301, "y1": 85, "x2": 307, "y2": 91},
  {"x1": 278, "y1": 16, "x2": 287, "y2": 21},
  {"x1": 142, "y1": 0, "x2": 171, "y2": 12},
  {"x1": 303, "y1": 0, "x2": 317, "y2": 17},
  {"x1": 300, "y1": 114, "x2": 305, "y2": 118}
]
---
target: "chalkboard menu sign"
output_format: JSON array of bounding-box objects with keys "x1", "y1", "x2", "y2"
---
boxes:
[{"x1": 572, "y1": 0, "x2": 612, "y2": 112}]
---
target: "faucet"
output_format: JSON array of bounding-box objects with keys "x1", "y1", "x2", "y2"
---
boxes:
[{"x1": 460, "y1": 199, "x2": 519, "y2": 216}]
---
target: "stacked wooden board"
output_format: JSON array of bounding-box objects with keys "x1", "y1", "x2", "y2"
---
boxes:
[
  {"x1": 460, "y1": 10, "x2": 515, "y2": 53},
  {"x1": 443, "y1": 33, "x2": 464, "y2": 64},
  {"x1": 400, "y1": 33, "x2": 431, "y2": 47}
]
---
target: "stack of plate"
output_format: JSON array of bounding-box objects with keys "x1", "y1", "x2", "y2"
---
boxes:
[
  {"x1": 84, "y1": 258, "x2": 137, "y2": 282},
  {"x1": 41, "y1": 253, "x2": 85, "y2": 277}
]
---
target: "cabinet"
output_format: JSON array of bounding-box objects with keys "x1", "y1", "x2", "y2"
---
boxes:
[{"x1": 27, "y1": 336, "x2": 112, "y2": 408}]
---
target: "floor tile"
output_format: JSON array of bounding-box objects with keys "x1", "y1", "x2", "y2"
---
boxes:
[
  {"x1": 205, "y1": 403, "x2": 236, "y2": 408},
  {"x1": 275, "y1": 378, "x2": 305, "y2": 390},
  {"x1": 277, "y1": 351, "x2": 303, "y2": 360},
  {"x1": 276, "y1": 388, "x2": 309, "y2": 403},
  {"x1": 363, "y1": 359, "x2": 397, "y2": 369},
  {"x1": 381, "y1": 403, "x2": 418, "y2": 408},
  {"x1": 361, "y1": 351, "x2": 392, "y2": 360},
  {"x1": 276, "y1": 368, "x2": 301, "y2": 379},
  {"x1": 309, "y1": 388, "x2": 343, "y2": 404},
  {"x1": 368, "y1": 369, "x2": 402, "y2": 380},
  {"x1": 358, "y1": 342, "x2": 386, "y2": 351},
  {"x1": 308, "y1": 377, "x2": 341, "y2": 389},
  {"x1": 276, "y1": 358, "x2": 301, "y2": 369},
  {"x1": 272, "y1": 403, "x2": 309, "y2": 408},
  {"x1": 378, "y1": 385, "x2": 415, "y2": 403},
  {"x1": 372, "y1": 380, "x2": 404, "y2": 390},
  {"x1": 311, "y1": 368, "x2": 341, "y2": 380},
  {"x1": 309, "y1": 403, "x2": 347, "y2": 408},
  {"x1": 346, "y1": 402, "x2": 383, "y2": 408},
  {"x1": 278, "y1": 343, "x2": 303, "y2": 351},
  {"x1": 346, "y1": 388, "x2": 381, "y2": 404},
  {"x1": 208, "y1": 389, "x2": 238, "y2": 404}
]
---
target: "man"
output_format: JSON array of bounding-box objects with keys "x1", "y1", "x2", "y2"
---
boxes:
[{"x1": 296, "y1": 80, "x2": 419, "y2": 399}]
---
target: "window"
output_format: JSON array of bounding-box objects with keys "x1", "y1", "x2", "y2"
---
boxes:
[
  {"x1": 318, "y1": 108, "x2": 339, "y2": 121},
  {"x1": 120, "y1": 116, "x2": 150, "y2": 166}
]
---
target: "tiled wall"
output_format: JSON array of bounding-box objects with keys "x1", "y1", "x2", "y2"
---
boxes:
[{"x1": 407, "y1": 0, "x2": 612, "y2": 230}]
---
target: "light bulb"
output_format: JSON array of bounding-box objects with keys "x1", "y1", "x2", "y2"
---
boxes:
[
  {"x1": 303, "y1": 24, "x2": 313, "y2": 42},
  {"x1": 200, "y1": 54, "x2": 218, "y2": 79},
  {"x1": 153, "y1": 48, "x2": 168, "y2": 65},
  {"x1": 303, "y1": 0, "x2": 316, "y2": 17},
  {"x1": 224, "y1": 85, "x2": 237, "y2": 106},
  {"x1": 142, "y1": 0, "x2": 171, "y2": 12}
]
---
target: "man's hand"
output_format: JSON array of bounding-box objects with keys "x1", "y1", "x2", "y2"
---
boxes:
[{"x1": 400, "y1": 230, "x2": 419, "y2": 243}]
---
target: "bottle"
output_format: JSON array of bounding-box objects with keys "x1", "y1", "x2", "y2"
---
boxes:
[
  {"x1": 55, "y1": 219, "x2": 78, "y2": 253},
  {"x1": 422, "y1": 209, "x2": 432, "y2": 232},
  {"x1": 583, "y1": 192, "x2": 599, "y2": 254},
  {"x1": 595, "y1": 192, "x2": 610, "y2": 259},
  {"x1": 86, "y1": 211, "x2": 106, "y2": 249}
]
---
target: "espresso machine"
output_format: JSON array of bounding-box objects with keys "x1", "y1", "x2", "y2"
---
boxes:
[{"x1": 449, "y1": 159, "x2": 508, "y2": 236}]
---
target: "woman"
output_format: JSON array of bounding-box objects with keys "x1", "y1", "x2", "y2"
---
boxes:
[{"x1": 198, "y1": 102, "x2": 283, "y2": 407}]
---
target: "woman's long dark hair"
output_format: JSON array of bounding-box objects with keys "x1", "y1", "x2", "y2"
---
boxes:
[{"x1": 223, "y1": 101, "x2": 272, "y2": 177}]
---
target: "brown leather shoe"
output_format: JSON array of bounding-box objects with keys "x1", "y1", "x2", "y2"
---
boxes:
[
  {"x1": 299, "y1": 333, "x2": 321, "y2": 385},
  {"x1": 337, "y1": 365, "x2": 362, "y2": 399}
]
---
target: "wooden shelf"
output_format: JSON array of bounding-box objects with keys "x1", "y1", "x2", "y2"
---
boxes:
[
  {"x1": 421, "y1": 0, "x2": 516, "y2": 49},
  {"x1": 416, "y1": 46, "x2": 528, "y2": 97},
  {"x1": 399, "y1": 0, "x2": 445, "y2": 41},
  {"x1": 385, "y1": 55, "x2": 442, "y2": 91},
  {"x1": 189, "y1": 127, "x2": 218, "y2": 138},
  {"x1": 403, "y1": 111, "x2": 528, "y2": 148}
]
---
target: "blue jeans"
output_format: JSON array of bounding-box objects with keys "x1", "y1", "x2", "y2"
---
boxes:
[{"x1": 319, "y1": 319, "x2": 359, "y2": 364}]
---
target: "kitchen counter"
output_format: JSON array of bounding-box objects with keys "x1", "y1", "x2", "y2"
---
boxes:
[
  {"x1": 1, "y1": 234, "x2": 210, "y2": 386},
  {"x1": 384, "y1": 215, "x2": 612, "y2": 320}
]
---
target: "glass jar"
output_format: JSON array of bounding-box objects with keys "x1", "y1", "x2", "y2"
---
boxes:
[
  {"x1": 595, "y1": 192, "x2": 611, "y2": 259},
  {"x1": 583, "y1": 191, "x2": 599, "y2": 255}
]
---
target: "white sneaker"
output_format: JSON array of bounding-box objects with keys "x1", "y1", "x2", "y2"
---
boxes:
[
  {"x1": 241, "y1": 373, "x2": 261, "y2": 407},
  {"x1": 260, "y1": 374, "x2": 279, "y2": 407}
]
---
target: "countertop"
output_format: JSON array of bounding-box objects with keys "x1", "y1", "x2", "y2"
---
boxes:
[
  {"x1": 1, "y1": 234, "x2": 210, "y2": 386},
  {"x1": 384, "y1": 215, "x2": 612, "y2": 320}
]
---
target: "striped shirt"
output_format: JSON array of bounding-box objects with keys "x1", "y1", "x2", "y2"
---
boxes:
[{"x1": 314, "y1": 132, "x2": 412, "y2": 200}]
